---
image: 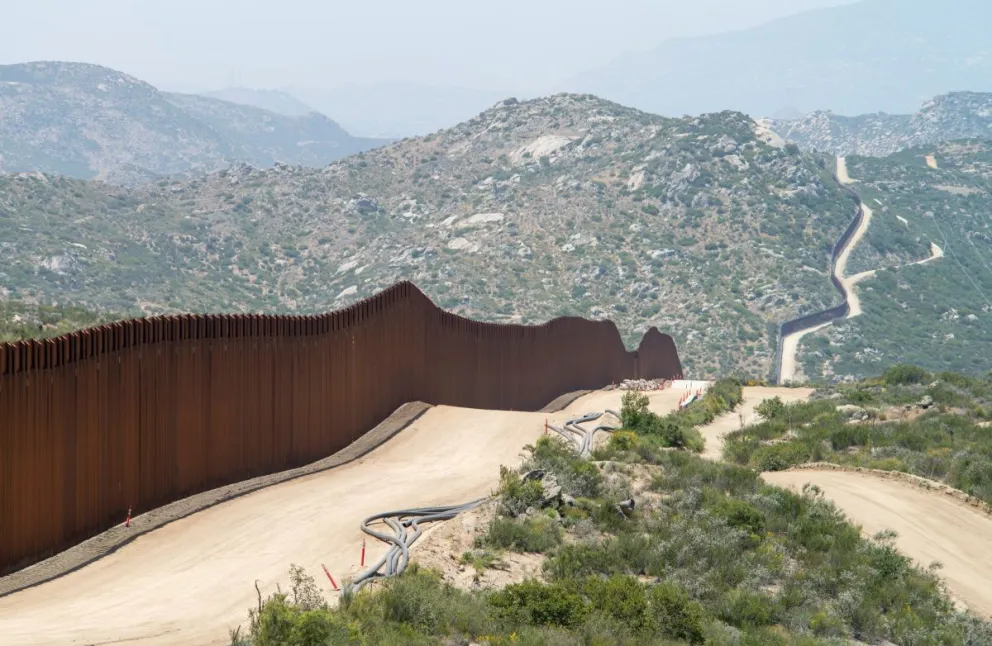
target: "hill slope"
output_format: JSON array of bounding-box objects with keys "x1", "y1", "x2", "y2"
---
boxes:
[
  {"x1": 564, "y1": 0, "x2": 992, "y2": 119},
  {"x1": 0, "y1": 62, "x2": 387, "y2": 184},
  {"x1": 772, "y1": 92, "x2": 992, "y2": 156},
  {"x1": 200, "y1": 87, "x2": 315, "y2": 117},
  {"x1": 0, "y1": 94, "x2": 856, "y2": 378},
  {"x1": 795, "y1": 139, "x2": 992, "y2": 380}
]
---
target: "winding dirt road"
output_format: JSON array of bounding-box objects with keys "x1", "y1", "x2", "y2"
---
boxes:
[
  {"x1": 0, "y1": 389, "x2": 686, "y2": 646},
  {"x1": 764, "y1": 470, "x2": 992, "y2": 617},
  {"x1": 695, "y1": 389, "x2": 992, "y2": 619},
  {"x1": 779, "y1": 157, "x2": 943, "y2": 382},
  {"x1": 698, "y1": 387, "x2": 813, "y2": 460}
]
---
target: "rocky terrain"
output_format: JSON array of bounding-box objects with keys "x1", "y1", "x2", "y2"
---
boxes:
[
  {"x1": 796, "y1": 139, "x2": 992, "y2": 381},
  {"x1": 0, "y1": 62, "x2": 387, "y2": 184},
  {"x1": 772, "y1": 92, "x2": 992, "y2": 157},
  {"x1": 0, "y1": 93, "x2": 857, "y2": 378}
]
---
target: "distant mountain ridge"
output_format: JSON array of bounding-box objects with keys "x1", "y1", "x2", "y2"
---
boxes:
[
  {"x1": 564, "y1": 0, "x2": 992, "y2": 119},
  {"x1": 201, "y1": 87, "x2": 316, "y2": 117},
  {"x1": 771, "y1": 92, "x2": 992, "y2": 156},
  {"x1": 0, "y1": 62, "x2": 389, "y2": 184}
]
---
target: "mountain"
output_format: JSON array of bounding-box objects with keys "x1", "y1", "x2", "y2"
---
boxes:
[
  {"x1": 770, "y1": 92, "x2": 992, "y2": 156},
  {"x1": 0, "y1": 62, "x2": 388, "y2": 184},
  {"x1": 0, "y1": 93, "x2": 857, "y2": 379},
  {"x1": 201, "y1": 87, "x2": 315, "y2": 116},
  {"x1": 291, "y1": 82, "x2": 514, "y2": 138},
  {"x1": 163, "y1": 93, "x2": 390, "y2": 169},
  {"x1": 563, "y1": 0, "x2": 992, "y2": 119},
  {"x1": 794, "y1": 139, "x2": 992, "y2": 381}
]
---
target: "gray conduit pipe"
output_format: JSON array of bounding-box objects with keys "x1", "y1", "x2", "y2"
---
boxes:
[
  {"x1": 345, "y1": 498, "x2": 489, "y2": 594},
  {"x1": 343, "y1": 410, "x2": 621, "y2": 595}
]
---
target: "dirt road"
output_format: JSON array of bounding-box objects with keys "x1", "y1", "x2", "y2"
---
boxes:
[
  {"x1": 697, "y1": 387, "x2": 814, "y2": 460},
  {"x1": 0, "y1": 390, "x2": 684, "y2": 646},
  {"x1": 836, "y1": 155, "x2": 855, "y2": 184},
  {"x1": 763, "y1": 470, "x2": 992, "y2": 618}
]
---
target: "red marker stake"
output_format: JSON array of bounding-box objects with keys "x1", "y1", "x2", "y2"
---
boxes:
[
  {"x1": 360, "y1": 540, "x2": 366, "y2": 567},
  {"x1": 322, "y1": 564, "x2": 339, "y2": 590}
]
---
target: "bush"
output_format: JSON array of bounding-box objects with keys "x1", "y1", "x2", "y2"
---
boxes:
[
  {"x1": 524, "y1": 436, "x2": 604, "y2": 498},
  {"x1": 489, "y1": 580, "x2": 588, "y2": 628},
  {"x1": 607, "y1": 430, "x2": 640, "y2": 452},
  {"x1": 650, "y1": 582, "x2": 706, "y2": 645},
  {"x1": 710, "y1": 497, "x2": 765, "y2": 535},
  {"x1": 484, "y1": 516, "x2": 562, "y2": 553},
  {"x1": 883, "y1": 364, "x2": 930, "y2": 385},
  {"x1": 496, "y1": 467, "x2": 544, "y2": 516},
  {"x1": 583, "y1": 575, "x2": 651, "y2": 632},
  {"x1": 755, "y1": 396, "x2": 785, "y2": 420}
]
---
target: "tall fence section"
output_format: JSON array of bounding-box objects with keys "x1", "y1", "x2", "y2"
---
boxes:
[{"x1": 0, "y1": 281, "x2": 682, "y2": 574}]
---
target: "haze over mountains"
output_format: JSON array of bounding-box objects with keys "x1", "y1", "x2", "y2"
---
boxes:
[
  {"x1": 0, "y1": 62, "x2": 388, "y2": 184},
  {"x1": 565, "y1": 0, "x2": 992, "y2": 119}
]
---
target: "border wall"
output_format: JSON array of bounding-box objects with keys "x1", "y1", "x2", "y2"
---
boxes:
[
  {"x1": 0, "y1": 281, "x2": 682, "y2": 574},
  {"x1": 775, "y1": 177, "x2": 864, "y2": 383}
]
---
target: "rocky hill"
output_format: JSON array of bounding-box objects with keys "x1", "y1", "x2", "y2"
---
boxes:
[
  {"x1": 0, "y1": 93, "x2": 857, "y2": 379},
  {"x1": 794, "y1": 139, "x2": 992, "y2": 381},
  {"x1": 0, "y1": 62, "x2": 388, "y2": 184},
  {"x1": 772, "y1": 92, "x2": 992, "y2": 156}
]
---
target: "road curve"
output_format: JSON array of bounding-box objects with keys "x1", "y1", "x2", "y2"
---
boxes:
[
  {"x1": 696, "y1": 389, "x2": 992, "y2": 619},
  {"x1": 697, "y1": 386, "x2": 814, "y2": 460},
  {"x1": 0, "y1": 389, "x2": 686, "y2": 646},
  {"x1": 763, "y1": 469, "x2": 992, "y2": 618}
]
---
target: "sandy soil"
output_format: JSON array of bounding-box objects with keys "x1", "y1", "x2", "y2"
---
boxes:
[
  {"x1": 836, "y1": 155, "x2": 855, "y2": 184},
  {"x1": 763, "y1": 470, "x2": 992, "y2": 618},
  {"x1": 697, "y1": 387, "x2": 814, "y2": 460},
  {"x1": 834, "y1": 201, "x2": 874, "y2": 318},
  {"x1": 0, "y1": 390, "x2": 685, "y2": 645},
  {"x1": 779, "y1": 322, "x2": 832, "y2": 384}
]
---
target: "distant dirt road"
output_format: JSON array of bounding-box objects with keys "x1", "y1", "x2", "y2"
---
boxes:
[
  {"x1": 778, "y1": 157, "x2": 872, "y2": 382},
  {"x1": 0, "y1": 389, "x2": 684, "y2": 646},
  {"x1": 836, "y1": 155, "x2": 855, "y2": 184},
  {"x1": 763, "y1": 470, "x2": 992, "y2": 618},
  {"x1": 834, "y1": 201, "x2": 874, "y2": 318}
]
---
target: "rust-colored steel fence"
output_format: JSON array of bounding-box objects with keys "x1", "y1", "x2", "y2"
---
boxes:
[{"x1": 0, "y1": 281, "x2": 682, "y2": 574}]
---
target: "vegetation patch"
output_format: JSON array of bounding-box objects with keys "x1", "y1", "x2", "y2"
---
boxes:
[{"x1": 231, "y1": 373, "x2": 991, "y2": 644}]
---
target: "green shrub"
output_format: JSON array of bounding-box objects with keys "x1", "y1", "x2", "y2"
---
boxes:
[
  {"x1": 496, "y1": 467, "x2": 544, "y2": 516},
  {"x1": 755, "y1": 396, "x2": 785, "y2": 420},
  {"x1": 710, "y1": 497, "x2": 765, "y2": 535},
  {"x1": 489, "y1": 580, "x2": 588, "y2": 628},
  {"x1": 722, "y1": 588, "x2": 777, "y2": 628},
  {"x1": 883, "y1": 364, "x2": 930, "y2": 385},
  {"x1": 649, "y1": 582, "x2": 706, "y2": 645},
  {"x1": 524, "y1": 436, "x2": 604, "y2": 498},
  {"x1": 607, "y1": 430, "x2": 640, "y2": 452},
  {"x1": 484, "y1": 516, "x2": 562, "y2": 553},
  {"x1": 751, "y1": 442, "x2": 809, "y2": 471},
  {"x1": 583, "y1": 575, "x2": 651, "y2": 632}
]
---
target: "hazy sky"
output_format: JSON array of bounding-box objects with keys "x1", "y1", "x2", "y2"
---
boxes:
[{"x1": 3, "y1": 0, "x2": 857, "y2": 93}]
